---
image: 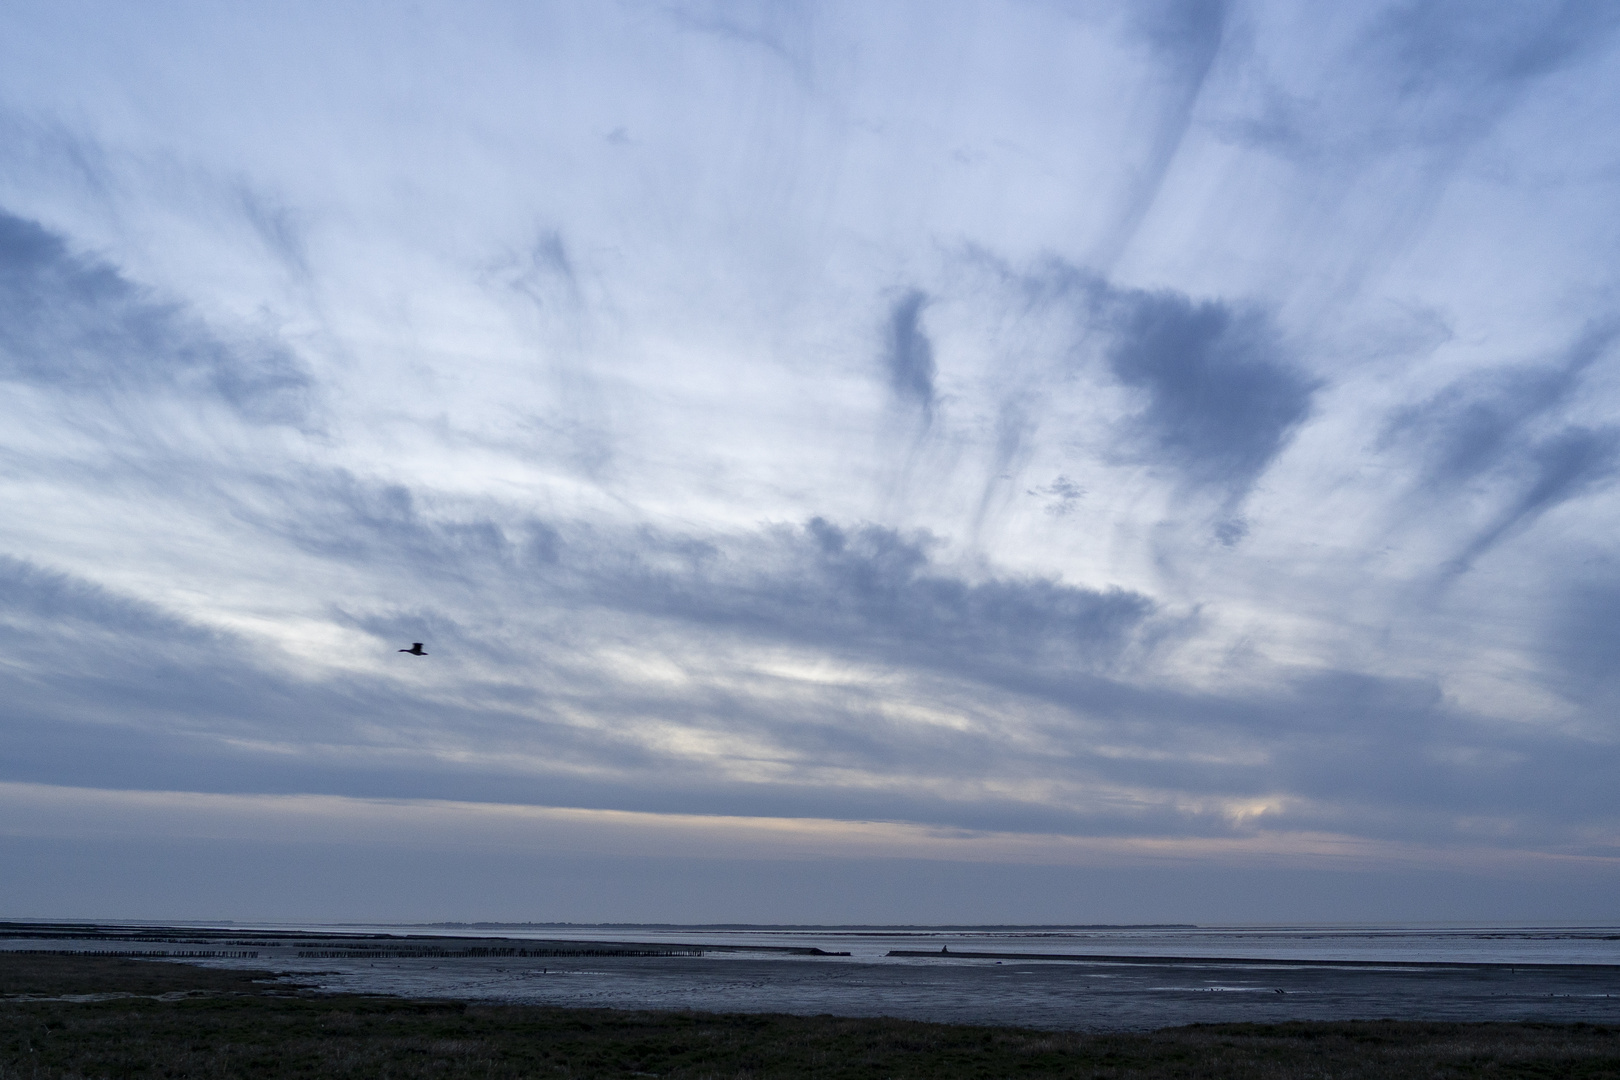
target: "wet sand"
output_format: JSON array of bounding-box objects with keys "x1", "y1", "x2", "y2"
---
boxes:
[
  {"x1": 6, "y1": 952, "x2": 1618, "y2": 1080},
  {"x1": 5, "y1": 921, "x2": 1619, "y2": 1031},
  {"x1": 248, "y1": 951, "x2": 1620, "y2": 1031}
]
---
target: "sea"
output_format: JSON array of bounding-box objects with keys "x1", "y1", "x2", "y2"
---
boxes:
[{"x1": 5, "y1": 921, "x2": 1619, "y2": 1031}]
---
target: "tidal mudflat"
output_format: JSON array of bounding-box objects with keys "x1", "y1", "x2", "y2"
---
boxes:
[
  {"x1": 3, "y1": 921, "x2": 1619, "y2": 1031},
  {"x1": 4, "y1": 952, "x2": 1620, "y2": 1079}
]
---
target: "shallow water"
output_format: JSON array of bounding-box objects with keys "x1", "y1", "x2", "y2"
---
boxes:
[
  {"x1": 359, "y1": 923, "x2": 1620, "y2": 966},
  {"x1": 7, "y1": 922, "x2": 1620, "y2": 1031},
  {"x1": 256, "y1": 951, "x2": 1620, "y2": 1031}
]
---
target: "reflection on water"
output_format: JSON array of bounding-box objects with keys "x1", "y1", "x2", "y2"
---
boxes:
[
  {"x1": 6, "y1": 922, "x2": 1620, "y2": 1031},
  {"x1": 250, "y1": 922, "x2": 1620, "y2": 965},
  {"x1": 250, "y1": 950, "x2": 1620, "y2": 1031}
]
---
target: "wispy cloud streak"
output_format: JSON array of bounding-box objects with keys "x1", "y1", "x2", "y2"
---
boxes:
[{"x1": 0, "y1": 1, "x2": 1617, "y2": 917}]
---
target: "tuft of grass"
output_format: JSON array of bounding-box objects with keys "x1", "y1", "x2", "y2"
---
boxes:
[{"x1": 3, "y1": 953, "x2": 1618, "y2": 1078}]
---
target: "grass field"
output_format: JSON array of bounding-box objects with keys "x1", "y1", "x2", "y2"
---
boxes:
[{"x1": 3, "y1": 953, "x2": 1618, "y2": 1078}]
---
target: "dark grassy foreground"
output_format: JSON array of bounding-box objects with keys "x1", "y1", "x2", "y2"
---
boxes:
[{"x1": 3, "y1": 954, "x2": 1619, "y2": 1078}]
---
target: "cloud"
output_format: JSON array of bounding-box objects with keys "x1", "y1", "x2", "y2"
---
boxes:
[
  {"x1": 662, "y1": 0, "x2": 811, "y2": 75},
  {"x1": 1546, "y1": 580, "x2": 1620, "y2": 710},
  {"x1": 680, "y1": 516, "x2": 1155, "y2": 669},
  {"x1": 2, "y1": 0, "x2": 1620, "y2": 918},
  {"x1": 1028, "y1": 475, "x2": 1085, "y2": 517},
  {"x1": 0, "y1": 203, "x2": 1604, "y2": 860},
  {"x1": 1384, "y1": 325, "x2": 1620, "y2": 570},
  {"x1": 1368, "y1": 0, "x2": 1620, "y2": 111},
  {"x1": 4, "y1": 451, "x2": 1620, "y2": 856},
  {"x1": 1218, "y1": 1, "x2": 1620, "y2": 163},
  {"x1": 1088, "y1": 0, "x2": 1231, "y2": 264},
  {"x1": 0, "y1": 209, "x2": 311, "y2": 425},
  {"x1": 240, "y1": 462, "x2": 1163, "y2": 681},
  {"x1": 1450, "y1": 425, "x2": 1619, "y2": 571},
  {"x1": 882, "y1": 289, "x2": 937, "y2": 423},
  {"x1": 1096, "y1": 284, "x2": 1317, "y2": 505},
  {"x1": 237, "y1": 186, "x2": 311, "y2": 281},
  {"x1": 972, "y1": 258, "x2": 1317, "y2": 521}
]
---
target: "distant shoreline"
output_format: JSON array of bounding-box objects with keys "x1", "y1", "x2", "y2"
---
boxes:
[{"x1": 887, "y1": 947, "x2": 1620, "y2": 970}]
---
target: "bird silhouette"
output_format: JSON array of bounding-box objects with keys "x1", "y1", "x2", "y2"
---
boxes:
[{"x1": 399, "y1": 643, "x2": 427, "y2": 655}]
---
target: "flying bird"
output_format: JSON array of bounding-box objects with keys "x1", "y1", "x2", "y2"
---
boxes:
[{"x1": 399, "y1": 643, "x2": 427, "y2": 655}]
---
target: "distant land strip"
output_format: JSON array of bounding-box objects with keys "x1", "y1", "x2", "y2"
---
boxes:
[
  {"x1": 0, "y1": 924, "x2": 856, "y2": 959},
  {"x1": 887, "y1": 950, "x2": 1620, "y2": 970},
  {"x1": 292, "y1": 948, "x2": 701, "y2": 959},
  {"x1": 415, "y1": 922, "x2": 1202, "y2": 932},
  {"x1": 10, "y1": 950, "x2": 261, "y2": 959}
]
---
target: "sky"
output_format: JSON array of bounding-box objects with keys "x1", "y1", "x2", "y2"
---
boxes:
[{"x1": 2, "y1": 0, "x2": 1619, "y2": 925}]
